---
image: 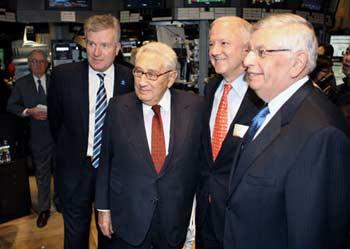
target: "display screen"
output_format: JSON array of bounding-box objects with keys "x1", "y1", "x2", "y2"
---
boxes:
[
  {"x1": 124, "y1": 0, "x2": 162, "y2": 9},
  {"x1": 184, "y1": 0, "x2": 227, "y2": 7},
  {"x1": 46, "y1": 0, "x2": 90, "y2": 10},
  {"x1": 300, "y1": 0, "x2": 323, "y2": 11},
  {"x1": 330, "y1": 35, "x2": 350, "y2": 58}
]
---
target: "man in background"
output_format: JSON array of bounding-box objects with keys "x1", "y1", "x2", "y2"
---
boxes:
[
  {"x1": 48, "y1": 14, "x2": 134, "y2": 249},
  {"x1": 224, "y1": 13, "x2": 350, "y2": 249},
  {"x1": 7, "y1": 49, "x2": 54, "y2": 228},
  {"x1": 195, "y1": 16, "x2": 262, "y2": 249}
]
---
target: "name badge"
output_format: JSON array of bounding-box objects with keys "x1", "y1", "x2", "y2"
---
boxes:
[{"x1": 233, "y1": 124, "x2": 249, "y2": 138}]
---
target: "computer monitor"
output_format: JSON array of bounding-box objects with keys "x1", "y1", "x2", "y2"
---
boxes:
[
  {"x1": 329, "y1": 35, "x2": 350, "y2": 58},
  {"x1": 124, "y1": 0, "x2": 162, "y2": 9},
  {"x1": 184, "y1": 0, "x2": 228, "y2": 7}
]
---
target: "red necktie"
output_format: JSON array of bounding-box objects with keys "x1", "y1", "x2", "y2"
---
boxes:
[
  {"x1": 151, "y1": 105, "x2": 166, "y2": 174},
  {"x1": 211, "y1": 83, "x2": 232, "y2": 161}
]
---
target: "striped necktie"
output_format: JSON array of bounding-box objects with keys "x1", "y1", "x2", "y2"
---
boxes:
[{"x1": 92, "y1": 73, "x2": 107, "y2": 168}]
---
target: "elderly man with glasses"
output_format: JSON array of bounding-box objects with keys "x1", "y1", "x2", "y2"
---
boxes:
[
  {"x1": 224, "y1": 13, "x2": 350, "y2": 249},
  {"x1": 7, "y1": 49, "x2": 54, "y2": 228},
  {"x1": 95, "y1": 41, "x2": 205, "y2": 249}
]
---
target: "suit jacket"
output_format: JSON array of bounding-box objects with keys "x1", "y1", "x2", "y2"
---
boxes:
[
  {"x1": 196, "y1": 76, "x2": 262, "y2": 242},
  {"x1": 224, "y1": 81, "x2": 350, "y2": 249},
  {"x1": 7, "y1": 73, "x2": 53, "y2": 155},
  {"x1": 95, "y1": 90, "x2": 204, "y2": 247},
  {"x1": 47, "y1": 61, "x2": 134, "y2": 202}
]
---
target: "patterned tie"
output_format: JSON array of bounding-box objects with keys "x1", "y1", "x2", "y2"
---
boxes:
[
  {"x1": 211, "y1": 83, "x2": 232, "y2": 161},
  {"x1": 37, "y1": 79, "x2": 46, "y2": 104},
  {"x1": 244, "y1": 105, "x2": 270, "y2": 145},
  {"x1": 92, "y1": 73, "x2": 107, "y2": 168},
  {"x1": 151, "y1": 105, "x2": 166, "y2": 174}
]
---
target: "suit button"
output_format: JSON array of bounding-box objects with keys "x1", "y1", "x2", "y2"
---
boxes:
[{"x1": 151, "y1": 198, "x2": 158, "y2": 205}]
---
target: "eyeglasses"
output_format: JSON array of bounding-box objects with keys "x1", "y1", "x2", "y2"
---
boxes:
[
  {"x1": 30, "y1": 59, "x2": 46, "y2": 65},
  {"x1": 245, "y1": 48, "x2": 292, "y2": 59},
  {"x1": 132, "y1": 68, "x2": 172, "y2": 81}
]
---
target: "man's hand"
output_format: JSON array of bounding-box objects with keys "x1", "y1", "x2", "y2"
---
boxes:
[
  {"x1": 27, "y1": 107, "x2": 47, "y2": 120},
  {"x1": 98, "y1": 211, "x2": 114, "y2": 239}
]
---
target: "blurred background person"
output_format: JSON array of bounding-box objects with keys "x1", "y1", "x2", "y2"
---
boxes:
[{"x1": 7, "y1": 49, "x2": 54, "y2": 228}]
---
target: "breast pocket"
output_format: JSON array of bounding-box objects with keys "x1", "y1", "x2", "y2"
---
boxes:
[{"x1": 245, "y1": 175, "x2": 276, "y2": 188}]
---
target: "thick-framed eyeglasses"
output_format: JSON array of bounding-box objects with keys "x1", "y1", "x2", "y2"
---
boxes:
[
  {"x1": 133, "y1": 68, "x2": 172, "y2": 81},
  {"x1": 30, "y1": 59, "x2": 46, "y2": 65},
  {"x1": 245, "y1": 48, "x2": 292, "y2": 59}
]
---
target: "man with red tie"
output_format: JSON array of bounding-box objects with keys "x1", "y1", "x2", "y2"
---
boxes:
[
  {"x1": 195, "y1": 16, "x2": 262, "y2": 249},
  {"x1": 95, "y1": 42, "x2": 204, "y2": 249}
]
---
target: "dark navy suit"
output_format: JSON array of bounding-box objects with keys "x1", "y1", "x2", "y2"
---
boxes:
[
  {"x1": 48, "y1": 61, "x2": 134, "y2": 249},
  {"x1": 95, "y1": 90, "x2": 204, "y2": 248},
  {"x1": 224, "y1": 81, "x2": 350, "y2": 249},
  {"x1": 196, "y1": 76, "x2": 262, "y2": 249}
]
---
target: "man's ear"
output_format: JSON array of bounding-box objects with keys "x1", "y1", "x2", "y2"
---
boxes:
[
  {"x1": 115, "y1": 42, "x2": 121, "y2": 55},
  {"x1": 167, "y1": 71, "x2": 177, "y2": 88},
  {"x1": 290, "y1": 51, "x2": 308, "y2": 78}
]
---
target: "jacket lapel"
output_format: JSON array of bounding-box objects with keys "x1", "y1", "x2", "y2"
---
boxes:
[
  {"x1": 124, "y1": 96, "x2": 155, "y2": 175},
  {"x1": 159, "y1": 89, "x2": 190, "y2": 176},
  {"x1": 80, "y1": 62, "x2": 90, "y2": 141},
  {"x1": 228, "y1": 81, "x2": 314, "y2": 197},
  {"x1": 203, "y1": 77, "x2": 222, "y2": 165}
]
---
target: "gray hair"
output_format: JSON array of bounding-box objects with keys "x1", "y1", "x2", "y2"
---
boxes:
[
  {"x1": 210, "y1": 16, "x2": 252, "y2": 44},
  {"x1": 28, "y1": 49, "x2": 48, "y2": 63},
  {"x1": 254, "y1": 13, "x2": 318, "y2": 72},
  {"x1": 84, "y1": 14, "x2": 121, "y2": 42},
  {"x1": 136, "y1": 42, "x2": 178, "y2": 71}
]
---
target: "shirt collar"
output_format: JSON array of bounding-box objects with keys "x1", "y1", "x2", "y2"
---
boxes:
[
  {"x1": 143, "y1": 89, "x2": 171, "y2": 114},
  {"x1": 33, "y1": 74, "x2": 46, "y2": 82},
  {"x1": 89, "y1": 64, "x2": 114, "y2": 79},
  {"x1": 220, "y1": 73, "x2": 248, "y2": 98},
  {"x1": 268, "y1": 76, "x2": 309, "y2": 115}
]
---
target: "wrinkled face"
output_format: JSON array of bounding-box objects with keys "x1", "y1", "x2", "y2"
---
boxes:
[
  {"x1": 86, "y1": 28, "x2": 120, "y2": 72},
  {"x1": 209, "y1": 21, "x2": 248, "y2": 82},
  {"x1": 134, "y1": 53, "x2": 176, "y2": 106},
  {"x1": 29, "y1": 52, "x2": 48, "y2": 78},
  {"x1": 342, "y1": 48, "x2": 350, "y2": 77},
  {"x1": 244, "y1": 28, "x2": 295, "y2": 102}
]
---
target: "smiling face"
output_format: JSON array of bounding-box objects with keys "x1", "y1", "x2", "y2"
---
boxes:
[
  {"x1": 243, "y1": 28, "x2": 298, "y2": 102},
  {"x1": 209, "y1": 20, "x2": 248, "y2": 82},
  {"x1": 134, "y1": 52, "x2": 176, "y2": 106},
  {"x1": 85, "y1": 28, "x2": 120, "y2": 72}
]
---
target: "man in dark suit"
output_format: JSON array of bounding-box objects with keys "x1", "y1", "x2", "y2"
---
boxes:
[
  {"x1": 95, "y1": 42, "x2": 204, "y2": 249},
  {"x1": 7, "y1": 49, "x2": 54, "y2": 228},
  {"x1": 195, "y1": 16, "x2": 262, "y2": 249},
  {"x1": 224, "y1": 13, "x2": 350, "y2": 249},
  {"x1": 47, "y1": 14, "x2": 134, "y2": 249}
]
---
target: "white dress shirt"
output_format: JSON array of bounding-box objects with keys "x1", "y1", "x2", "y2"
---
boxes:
[
  {"x1": 33, "y1": 74, "x2": 47, "y2": 93},
  {"x1": 143, "y1": 89, "x2": 171, "y2": 154},
  {"x1": 209, "y1": 74, "x2": 248, "y2": 138},
  {"x1": 22, "y1": 74, "x2": 48, "y2": 116},
  {"x1": 98, "y1": 90, "x2": 171, "y2": 213},
  {"x1": 254, "y1": 76, "x2": 309, "y2": 140},
  {"x1": 87, "y1": 65, "x2": 115, "y2": 157}
]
